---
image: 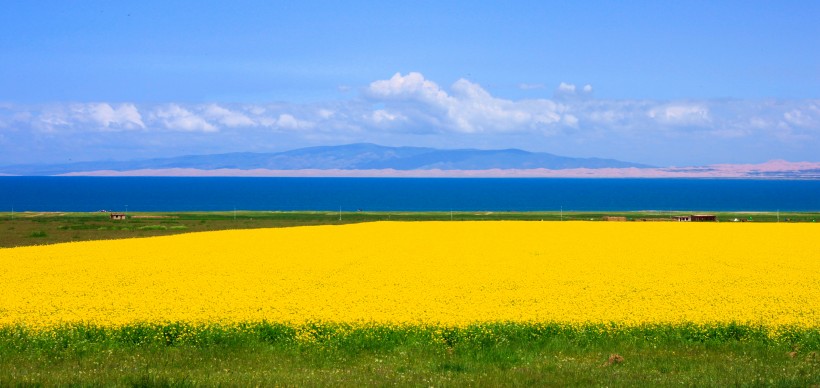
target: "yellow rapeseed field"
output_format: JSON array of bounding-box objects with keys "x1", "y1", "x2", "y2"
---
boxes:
[{"x1": 1, "y1": 221, "x2": 818, "y2": 329}]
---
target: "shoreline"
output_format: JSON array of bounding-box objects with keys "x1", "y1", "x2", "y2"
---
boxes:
[
  {"x1": 2, "y1": 210, "x2": 819, "y2": 215},
  {"x1": 1, "y1": 159, "x2": 819, "y2": 179},
  {"x1": 2, "y1": 173, "x2": 819, "y2": 180}
]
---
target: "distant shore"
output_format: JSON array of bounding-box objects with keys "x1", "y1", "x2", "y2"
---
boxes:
[
  {"x1": 37, "y1": 159, "x2": 819, "y2": 179},
  {"x1": 2, "y1": 159, "x2": 819, "y2": 179},
  {"x1": 49, "y1": 159, "x2": 820, "y2": 179}
]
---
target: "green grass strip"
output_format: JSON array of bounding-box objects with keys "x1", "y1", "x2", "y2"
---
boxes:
[
  {"x1": 2, "y1": 323, "x2": 819, "y2": 386},
  {"x1": 3, "y1": 322, "x2": 820, "y2": 351}
]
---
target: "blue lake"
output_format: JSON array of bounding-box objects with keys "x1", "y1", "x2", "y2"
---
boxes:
[{"x1": 1, "y1": 177, "x2": 818, "y2": 212}]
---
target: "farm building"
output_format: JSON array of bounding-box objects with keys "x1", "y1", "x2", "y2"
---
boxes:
[
  {"x1": 109, "y1": 213, "x2": 126, "y2": 220},
  {"x1": 674, "y1": 214, "x2": 716, "y2": 222},
  {"x1": 602, "y1": 216, "x2": 627, "y2": 221}
]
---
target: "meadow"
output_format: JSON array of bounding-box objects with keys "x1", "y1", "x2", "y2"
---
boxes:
[
  {"x1": 1, "y1": 218, "x2": 819, "y2": 385},
  {"x1": 0, "y1": 209, "x2": 815, "y2": 248}
]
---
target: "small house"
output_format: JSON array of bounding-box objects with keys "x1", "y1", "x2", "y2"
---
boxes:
[
  {"x1": 691, "y1": 214, "x2": 717, "y2": 222},
  {"x1": 674, "y1": 214, "x2": 716, "y2": 222},
  {"x1": 602, "y1": 216, "x2": 627, "y2": 221},
  {"x1": 110, "y1": 213, "x2": 126, "y2": 220}
]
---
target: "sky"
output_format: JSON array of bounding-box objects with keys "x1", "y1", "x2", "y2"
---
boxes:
[{"x1": 1, "y1": 1, "x2": 818, "y2": 167}]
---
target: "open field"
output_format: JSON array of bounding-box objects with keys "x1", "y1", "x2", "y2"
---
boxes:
[
  {"x1": 1, "y1": 221, "x2": 819, "y2": 385},
  {"x1": 3, "y1": 221, "x2": 820, "y2": 327},
  {"x1": 0, "y1": 210, "x2": 816, "y2": 248}
]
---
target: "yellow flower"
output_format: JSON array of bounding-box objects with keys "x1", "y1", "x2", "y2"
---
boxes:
[{"x1": 1, "y1": 221, "x2": 818, "y2": 330}]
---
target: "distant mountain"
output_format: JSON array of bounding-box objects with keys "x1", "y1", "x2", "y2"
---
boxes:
[{"x1": 0, "y1": 143, "x2": 652, "y2": 175}]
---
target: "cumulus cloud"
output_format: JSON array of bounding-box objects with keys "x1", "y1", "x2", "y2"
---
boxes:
[
  {"x1": 554, "y1": 82, "x2": 594, "y2": 100},
  {"x1": 367, "y1": 72, "x2": 451, "y2": 107},
  {"x1": 85, "y1": 103, "x2": 145, "y2": 129},
  {"x1": 274, "y1": 113, "x2": 313, "y2": 130},
  {"x1": 368, "y1": 109, "x2": 407, "y2": 126},
  {"x1": 152, "y1": 104, "x2": 217, "y2": 132},
  {"x1": 558, "y1": 82, "x2": 576, "y2": 94},
  {"x1": 4, "y1": 81, "x2": 818, "y2": 144},
  {"x1": 10, "y1": 103, "x2": 145, "y2": 132},
  {"x1": 783, "y1": 104, "x2": 820, "y2": 128},
  {"x1": 366, "y1": 72, "x2": 565, "y2": 133},
  {"x1": 2, "y1": 73, "x2": 819, "y2": 166},
  {"x1": 203, "y1": 104, "x2": 255, "y2": 127}
]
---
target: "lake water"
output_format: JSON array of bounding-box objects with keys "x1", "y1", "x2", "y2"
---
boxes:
[{"x1": 1, "y1": 177, "x2": 818, "y2": 212}]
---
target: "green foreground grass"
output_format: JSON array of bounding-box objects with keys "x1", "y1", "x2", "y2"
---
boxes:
[
  {"x1": 1, "y1": 323, "x2": 819, "y2": 386},
  {"x1": 1, "y1": 210, "x2": 817, "y2": 248}
]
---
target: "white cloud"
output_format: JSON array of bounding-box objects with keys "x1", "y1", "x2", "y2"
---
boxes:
[
  {"x1": 587, "y1": 109, "x2": 626, "y2": 125},
  {"x1": 366, "y1": 72, "x2": 563, "y2": 134},
  {"x1": 367, "y1": 109, "x2": 408, "y2": 127},
  {"x1": 203, "y1": 104, "x2": 255, "y2": 127},
  {"x1": 256, "y1": 116, "x2": 277, "y2": 127},
  {"x1": 558, "y1": 82, "x2": 576, "y2": 93},
  {"x1": 647, "y1": 103, "x2": 711, "y2": 126},
  {"x1": 367, "y1": 72, "x2": 450, "y2": 105},
  {"x1": 554, "y1": 82, "x2": 593, "y2": 100},
  {"x1": 449, "y1": 79, "x2": 563, "y2": 133},
  {"x1": 783, "y1": 106, "x2": 819, "y2": 128},
  {"x1": 3, "y1": 88, "x2": 816, "y2": 145},
  {"x1": 12, "y1": 103, "x2": 144, "y2": 132},
  {"x1": 85, "y1": 103, "x2": 145, "y2": 129},
  {"x1": 563, "y1": 114, "x2": 579, "y2": 127},
  {"x1": 274, "y1": 113, "x2": 313, "y2": 130},
  {"x1": 2, "y1": 74, "x2": 819, "y2": 166},
  {"x1": 152, "y1": 104, "x2": 217, "y2": 132}
]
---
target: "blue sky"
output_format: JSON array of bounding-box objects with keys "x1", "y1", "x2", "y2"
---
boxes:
[{"x1": 1, "y1": 1, "x2": 818, "y2": 166}]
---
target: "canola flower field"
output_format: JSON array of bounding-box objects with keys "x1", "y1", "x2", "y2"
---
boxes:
[{"x1": 1, "y1": 221, "x2": 819, "y2": 330}]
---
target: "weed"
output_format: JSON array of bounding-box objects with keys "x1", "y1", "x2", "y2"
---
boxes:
[{"x1": 137, "y1": 225, "x2": 167, "y2": 231}]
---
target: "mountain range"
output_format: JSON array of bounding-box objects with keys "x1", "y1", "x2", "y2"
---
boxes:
[
  {"x1": 3, "y1": 144, "x2": 819, "y2": 178},
  {"x1": 0, "y1": 143, "x2": 651, "y2": 175}
]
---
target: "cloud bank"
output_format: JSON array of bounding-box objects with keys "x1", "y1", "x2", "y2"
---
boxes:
[{"x1": 1, "y1": 72, "x2": 818, "y2": 166}]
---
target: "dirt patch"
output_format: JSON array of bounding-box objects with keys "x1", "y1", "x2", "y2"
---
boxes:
[{"x1": 603, "y1": 354, "x2": 625, "y2": 366}]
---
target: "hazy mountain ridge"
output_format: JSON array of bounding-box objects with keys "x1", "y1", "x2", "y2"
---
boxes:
[{"x1": 0, "y1": 143, "x2": 651, "y2": 175}]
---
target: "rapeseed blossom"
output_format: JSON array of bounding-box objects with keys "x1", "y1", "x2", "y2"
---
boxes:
[{"x1": 1, "y1": 221, "x2": 818, "y2": 329}]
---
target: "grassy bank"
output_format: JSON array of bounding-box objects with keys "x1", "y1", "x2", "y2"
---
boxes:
[
  {"x1": 1, "y1": 323, "x2": 819, "y2": 386},
  {"x1": 1, "y1": 210, "x2": 816, "y2": 248}
]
